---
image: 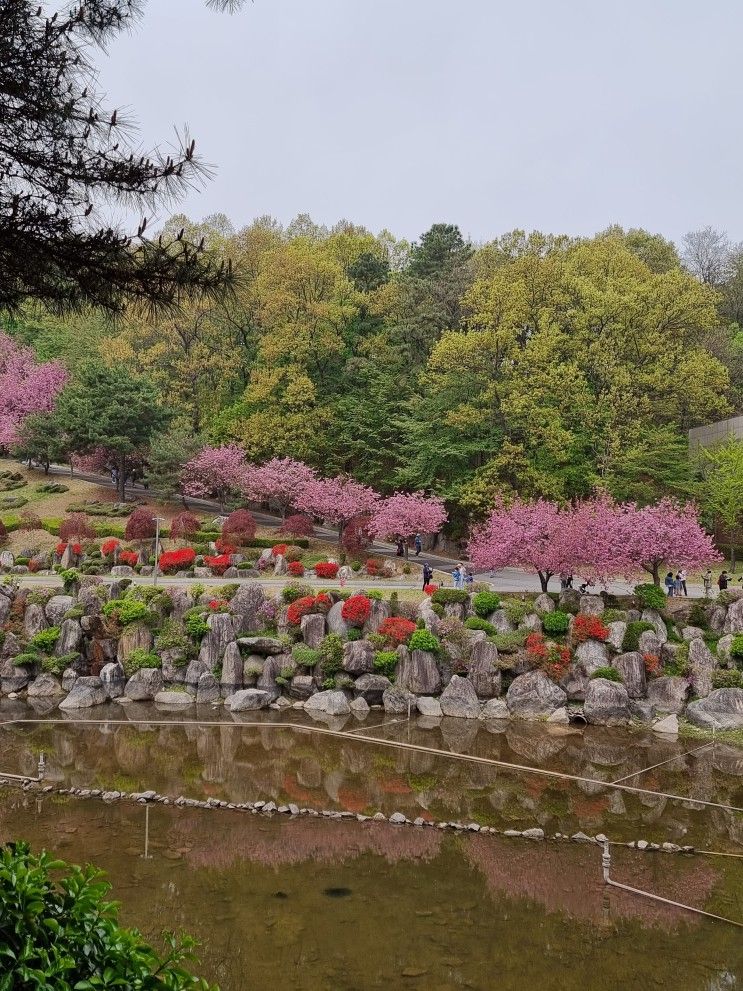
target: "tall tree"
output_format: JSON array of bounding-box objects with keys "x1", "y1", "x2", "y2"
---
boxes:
[
  {"x1": 0, "y1": 331, "x2": 67, "y2": 446},
  {"x1": 701, "y1": 438, "x2": 743, "y2": 571},
  {"x1": 682, "y1": 227, "x2": 732, "y2": 286}
]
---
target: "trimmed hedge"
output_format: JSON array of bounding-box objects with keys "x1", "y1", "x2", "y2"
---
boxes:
[{"x1": 431, "y1": 588, "x2": 470, "y2": 605}]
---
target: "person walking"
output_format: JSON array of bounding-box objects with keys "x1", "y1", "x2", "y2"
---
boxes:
[
  {"x1": 396, "y1": 539, "x2": 404, "y2": 557},
  {"x1": 703, "y1": 569, "x2": 714, "y2": 598},
  {"x1": 674, "y1": 572, "x2": 683, "y2": 596},
  {"x1": 678, "y1": 569, "x2": 688, "y2": 597},
  {"x1": 422, "y1": 562, "x2": 433, "y2": 590},
  {"x1": 451, "y1": 564, "x2": 462, "y2": 589},
  {"x1": 664, "y1": 571, "x2": 675, "y2": 597},
  {"x1": 414, "y1": 533, "x2": 423, "y2": 556},
  {"x1": 718, "y1": 571, "x2": 730, "y2": 592}
]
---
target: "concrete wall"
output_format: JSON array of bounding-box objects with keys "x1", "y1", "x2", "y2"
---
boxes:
[{"x1": 688, "y1": 414, "x2": 743, "y2": 450}]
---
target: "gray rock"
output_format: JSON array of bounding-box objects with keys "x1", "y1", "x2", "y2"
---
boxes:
[
  {"x1": 61, "y1": 668, "x2": 77, "y2": 693},
  {"x1": 534, "y1": 593, "x2": 555, "y2": 613},
  {"x1": 417, "y1": 695, "x2": 442, "y2": 717},
  {"x1": 520, "y1": 613, "x2": 542, "y2": 633},
  {"x1": 716, "y1": 634, "x2": 735, "y2": 665},
  {"x1": 304, "y1": 689, "x2": 350, "y2": 716},
  {"x1": 349, "y1": 696, "x2": 370, "y2": 715},
  {"x1": 653, "y1": 713, "x2": 679, "y2": 735},
  {"x1": 480, "y1": 697, "x2": 509, "y2": 721},
  {"x1": 365, "y1": 599, "x2": 391, "y2": 634},
  {"x1": 0, "y1": 655, "x2": 30, "y2": 693},
  {"x1": 197, "y1": 613, "x2": 235, "y2": 671},
  {"x1": 558, "y1": 588, "x2": 581, "y2": 613},
  {"x1": 125, "y1": 667, "x2": 164, "y2": 701},
  {"x1": 382, "y1": 684, "x2": 417, "y2": 714},
  {"x1": 440, "y1": 674, "x2": 481, "y2": 719},
  {"x1": 28, "y1": 673, "x2": 64, "y2": 698},
  {"x1": 23, "y1": 603, "x2": 48, "y2": 638},
  {"x1": 397, "y1": 647, "x2": 441, "y2": 694},
  {"x1": 685, "y1": 688, "x2": 743, "y2": 730},
  {"x1": 160, "y1": 648, "x2": 187, "y2": 684},
  {"x1": 467, "y1": 640, "x2": 501, "y2": 698},
  {"x1": 272, "y1": 554, "x2": 287, "y2": 576},
  {"x1": 506, "y1": 670, "x2": 567, "y2": 719},
  {"x1": 575, "y1": 639, "x2": 610, "y2": 675},
  {"x1": 579, "y1": 595, "x2": 604, "y2": 616},
  {"x1": 613, "y1": 652, "x2": 647, "y2": 698},
  {"x1": 257, "y1": 653, "x2": 293, "y2": 699},
  {"x1": 688, "y1": 638, "x2": 716, "y2": 697},
  {"x1": 326, "y1": 601, "x2": 349, "y2": 637},
  {"x1": 288, "y1": 674, "x2": 315, "y2": 700},
  {"x1": 229, "y1": 583, "x2": 265, "y2": 634},
  {"x1": 682, "y1": 626, "x2": 705, "y2": 641},
  {"x1": 352, "y1": 673, "x2": 391, "y2": 705},
  {"x1": 0, "y1": 594, "x2": 9, "y2": 626},
  {"x1": 236, "y1": 636, "x2": 285, "y2": 655},
  {"x1": 723, "y1": 597, "x2": 743, "y2": 634},
  {"x1": 226, "y1": 688, "x2": 272, "y2": 711},
  {"x1": 629, "y1": 699, "x2": 656, "y2": 724},
  {"x1": 44, "y1": 595, "x2": 74, "y2": 626},
  {"x1": 342, "y1": 640, "x2": 375, "y2": 674},
  {"x1": 584, "y1": 678, "x2": 632, "y2": 726},
  {"x1": 196, "y1": 671, "x2": 220, "y2": 704},
  {"x1": 489, "y1": 608, "x2": 515, "y2": 633},
  {"x1": 638, "y1": 630, "x2": 662, "y2": 656},
  {"x1": 606, "y1": 621, "x2": 627, "y2": 653},
  {"x1": 547, "y1": 706, "x2": 569, "y2": 724},
  {"x1": 99, "y1": 661, "x2": 125, "y2": 699},
  {"x1": 220, "y1": 642, "x2": 243, "y2": 697},
  {"x1": 55, "y1": 618, "x2": 83, "y2": 656},
  {"x1": 0, "y1": 550, "x2": 14, "y2": 569},
  {"x1": 154, "y1": 690, "x2": 193, "y2": 706},
  {"x1": 59, "y1": 676, "x2": 106, "y2": 709},
  {"x1": 301, "y1": 613, "x2": 325, "y2": 648},
  {"x1": 110, "y1": 565, "x2": 135, "y2": 577},
  {"x1": 709, "y1": 606, "x2": 727, "y2": 633},
  {"x1": 646, "y1": 675, "x2": 690, "y2": 714},
  {"x1": 117, "y1": 624, "x2": 153, "y2": 664},
  {"x1": 641, "y1": 609, "x2": 668, "y2": 644}
]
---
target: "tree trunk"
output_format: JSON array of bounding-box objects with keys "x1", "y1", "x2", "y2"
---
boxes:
[
  {"x1": 117, "y1": 453, "x2": 126, "y2": 501},
  {"x1": 538, "y1": 571, "x2": 550, "y2": 593},
  {"x1": 404, "y1": 541, "x2": 409, "y2": 560},
  {"x1": 652, "y1": 562, "x2": 660, "y2": 586},
  {"x1": 731, "y1": 542, "x2": 737, "y2": 574}
]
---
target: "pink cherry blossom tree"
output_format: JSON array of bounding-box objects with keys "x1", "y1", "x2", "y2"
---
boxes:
[
  {"x1": 295, "y1": 475, "x2": 380, "y2": 550},
  {"x1": 617, "y1": 498, "x2": 721, "y2": 586},
  {"x1": 243, "y1": 457, "x2": 317, "y2": 521},
  {"x1": 468, "y1": 495, "x2": 630, "y2": 592},
  {"x1": 0, "y1": 332, "x2": 67, "y2": 447},
  {"x1": 370, "y1": 491, "x2": 448, "y2": 559},
  {"x1": 181, "y1": 444, "x2": 249, "y2": 512}
]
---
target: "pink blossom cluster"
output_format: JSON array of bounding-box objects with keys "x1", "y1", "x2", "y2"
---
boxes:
[{"x1": 0, "y1": 332, "x2": 67, "y2": 446}]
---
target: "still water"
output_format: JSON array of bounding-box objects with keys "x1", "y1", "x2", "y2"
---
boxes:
[{"x1": 0, "y1": 701, "x2": 741, "y2": 989}]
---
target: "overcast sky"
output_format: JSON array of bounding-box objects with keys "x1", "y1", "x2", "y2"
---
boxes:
[{"x1": 98, "y1": 0, "x2": 743, "y2": 245}]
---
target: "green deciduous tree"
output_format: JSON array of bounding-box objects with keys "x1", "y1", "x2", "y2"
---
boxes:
[{"x1": 701, "y1": 437, "x2": 743, "y2": 571}]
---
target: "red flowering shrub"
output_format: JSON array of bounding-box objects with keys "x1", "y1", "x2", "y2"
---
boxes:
[
  {"x1": 341, "y1": 594, "x2": 372, "y2": 627},
  {"x1": 288, "y1": 561, "x2": 305, "y2": 577},
  {"x1": 314, "y1": 592, "x2": 332, "y2": 613},
  {"x1": 284, "y1": 545, "x2": 303, "y2": 563},
  {"x1": 526, "y1": 632, "x2": 572, "y2": 681},
  {"x1": 643, "y1": 653, "x2": 662, "y2": 678},
  {"x1": 125, "y1": 507, "x2": 156, "y2": 541},
  {"x1": 70, "y1": 542, "x2": 82, "y2": 556},
  {"x1": 423, "y1": 584, "x2": 439, "y2": 596},
  {"x1": 215, "y1": 538, "x2": 237, "y2": 555},
  {"x1": 170, "y1": 512, "x2": 200, "y2": 540},
  {"x1": 378, "y1": 616, "x2": 416, "y2": 647},
  {"x1": 279, "y1": 514, "x2": 314, "y2": 537},
  {"x1": 118, "y1": 550, "x2": 139, "y2": 567},
  {"x1": 60, "y1": 513, "x2": 95, "y2": 543},
  {"x1": 272, "y1": 543, "x2": 288, "y2": 557},
  {"x1": 158, "y1": 547, "x2": 196, "y2": 575},
  {"x1": 287, "y1": 595, "x2": 317, "y2": 626},
  {"x1": 204, "y1": 553, "x2": 232, "y2": 576},
  {"x1": 55, "y1": 541, "x2": 67, "y2": 557},
  {"x1": 365, "y1": 557, "x2": 381, "y2": 576},
  {"x1": 222, "y1": 509, "x2": 256, "y2": 545},
  {"x1": 101, "y1": 538, "x2": 120, "y2": 557},
  {"x1": 208, "y1": 598, "x2": 227, "y2": 611},
  {"x1": 572, "y1": 614, "x2": 609, "y2": 643},
  {"x1": 314, "y1": 561, "x2": 339, "y2": 579}
]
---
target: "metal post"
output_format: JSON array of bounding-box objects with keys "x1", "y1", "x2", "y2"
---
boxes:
[
  {"x1": 602, "y1": 840, "x2": 611, "y2": 883},
  {"x1": 37, "y1": 752, "x2": 45, "y2": 781},
  {"x1": 142, "y1": 803, "x2": 152, "y2": 859}
]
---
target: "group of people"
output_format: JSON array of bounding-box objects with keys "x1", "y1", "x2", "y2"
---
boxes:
[
  {"x1": 420, "y1": 561, "x2": 472, "y2": 591},
  {"x1": 664, "y1": 570, "x2": 689, "y2": 597}
]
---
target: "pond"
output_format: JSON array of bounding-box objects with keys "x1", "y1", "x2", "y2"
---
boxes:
[{"x1": 0, "y1": 702, "x2": 741, "y2": 989}]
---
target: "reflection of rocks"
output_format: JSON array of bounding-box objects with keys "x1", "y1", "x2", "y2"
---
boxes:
[
  {"x1": 505, "y1": 724, "x2": 568, "y2": 762},
  {"x1": 440, "y1": 716, "x2": 479, "y2": 753}
]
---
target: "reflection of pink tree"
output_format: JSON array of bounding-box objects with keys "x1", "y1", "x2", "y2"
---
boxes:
[
  {"x1": 0, "y1": 332, "x2": 67, "y2": 446},
  {"x1": 181, "y1": 444, "x2": 249, "y2": 512},
  {"x1": 370, "y1": 492, "x2": 447, "y2": 558},
  {"x1": 243, "y1": 457, "x2": 317, "y2": 521},
  {"x1": 617, "y1": 499, "x2": 721, "y2": 586},
  {"x1": 296, "y1": 476, "x2": 380, "y2": 550}
]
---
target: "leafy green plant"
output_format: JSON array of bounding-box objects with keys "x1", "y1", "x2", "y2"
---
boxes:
[
  {"x1": 318, "y1": 633, "x2": 344, "y2": 678},
  {"x1": 663, "y1": 642, "x2": 689, "y2": 677},
  {"x1": 29, "y1": 626, "x2": 60, "y2": 652},
  {"x1": 490, "y1": 630, "x2": 529, "y2": 653},
  {"x1": 123, "y1": 648, "x2": 161, "y2": 677},
  {"x1": 184, "y1": 611, "x2": 210, "y2": 640},
  {"x1": 103, "y1": 598, "x2": 151, "y2": 626},
  {"x1": 346, "y1": 627, "x2": 362, "y2": 641},
  {"x1": 408, "y1": 629, "x2": 441, "y2": 653},
  {"x1": 373, "y1": 650, "x2": 398, "y2": 677},
  {"x1": 282, "y1": 581, "x2": 314, "y2": 603},
  {"x1": 366, "y1": 589, "x2": 383, "y2": 601},
  {"x1": 711, "y1": 669, "x2": 743, "y2": 689},
  {"x1": 730, "y1": 635, "x2": 743, "y2": 659},
  {"x1": 244, "y1": 660, "x2": 263, "y2": 679},
  {"x1": 634, "y1": 583, "x2": 666, "y2": 611},
  {"x1": 472, "y1": 590, "x2": 501, "y2": 617},
  {"x1": 601, "y1": 608, "x2": 627, "y2": 624},
  {"x1": 292, "y1": 645, "x2": 320, "y2": 668},
  {"x1": 465, "y1": 616, "x2": 497, "y2": 635},
  {"x1": 59, "y1": 568, "x2": 80, "y2": 592},
  {"x1": 63, "y1": 606, "x2": 84, "y2": 620},
  {"x1": 502, "y1": 598, "x2": 530, "y2": 625},
  {"x1": 41, "y1": 655, "x2": 68, "y2": 676},
  {"x1": 687, "y1": 602, "x2": 709, "y2": 630},
  {"x1": 13, "y1": 651, "x2": 40, "y2": 668},
  {"x1": 431, "y1": 588, "x2": 469, "y2": 605},
  {"x1": 0, "y1": 842, "x2": 215, "y2": 990},
  {"x1": 155, "y1": 620, "x2": 192, "y2": 654},
  {"x1": 622, "y1": 621, "x2": 655, "y2": 652},
  {"x1": 541, "y1": 610, "x2": 570, "y2": 635},
  {"x1": 591, "y1": 666, "x2": 622, "y2": 682}
]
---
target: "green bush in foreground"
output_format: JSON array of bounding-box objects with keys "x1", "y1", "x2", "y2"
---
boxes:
[
  {"x1": 712, "y1": 669, "x2": 743, "y2": 689},
  {"x1": 634, "y1": 583, "x2": 666, "y2": 611},
  {"x1": 541, "y1": 610, "x2": 570, "y2": 635},
  {"x1": 465, "y1": 616, "x2": 497, "y2": 635},
  {"x1": 472, "y1": 590, "x2": 501, "y2": 617},
  {"x1": 622, "y1": 621, "x2": 655, "y2": 652},
  {"x1": 373, "y1": 650, "x2": 398, "y2": 677},
  {"x1": 731, "y1": 635, "x2": 743, "y2": 659},
  {"x1": 0, "y1": 841, "x2": 216, "y2": 990},
  {"x1": 408, "y1": 629, "x2": 441, "y2": 653},
  {"x1": 591, "y1": 666, "x2": 622, "y2": 682}
]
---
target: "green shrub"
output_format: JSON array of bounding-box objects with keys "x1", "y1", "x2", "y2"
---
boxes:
[
  {"x1": 408, "y1": 629, "x2": 441, "y2": 653},
  {"x1": 472, "y1": 590, "x2": 501, "y2": 617},
  {"x1": 622, "y1": 621, "x2": 655, "y2": 652},
  {"x1": 367, "y1": 589, "x2": 383, "y2": 601},
  {"x1": 41, "y1": 655, "x2": 68, "y2": 676},
  {"x1": 374, "y1": 650, "x2": 398, "y2": 677},
  {"x1": 730, "y1": 635, "x2": 743, "y2": 659},
  {"x1": 14, "y1": 556, "x2": 29, "y2": 565},
  {"x1": 346, "y1": 627, "x2": 362, "y2": 641},
  {"x1": 0, "y1": 842, "x2": 214, "y2": 990},
  {"x1": 664, "y1": 642, "x2": 689, "y2": 677},
  {"x1": 502, "y1": 598, "x2": 530, "y2": 625},
  {"x1": 59, "y1": 568, "x2": 80, "y2": 592},
  {"x1": 184, "y1": 611, "x2": 210, "y2": 640},
  {"x1": 155, "y1": 620, "x2": 192, "y2": 654},
  {"x1": 123, "y1": 648, "x2": 161, "y2": 677},
  {"x1": 318, "y1": 633, "x2": 344, "y2": 678},
  {"x1": 35, "y1": 482, "x2": 69, "y2": 493},
  {"x1": 712, "y1": 669, "x2": 743, "y2": 689},
  {"x1": 687, "y1": 602, "x2": 709, "y2": 630},
  {"x1": 281, "y1": 581, "x2": 314, "y2": 603},
  {"x1": 602, "y1": 608, "x2": 627, "y2": 624},
  {"x1": 591, "y1": 666, "x2": 622, "y2": 682},
  {"x1": 29, "y1": 627, "x2": 60, "y2": 652},
  {"x1": 13, "y1": 652, "x2": 40, "y2": 667},
  {"x1": 465, "y1": 616, "x2": 497, "y2": 636},
  {"x1": 103, "y1": 598, "x2": 151, "y2": 626},
  {"x1": 431, "y1": 588, "x2": 469, "y2": 605},
  {"x1": 634, "y1": 583, "x2": 666, "y2": 611},
  {"x1": 292, "y1": 645, "x2": 320, "y2": 668},
  {"x1": 542, "y1": 610, "x2": 570, "y2": 635},
  {"x1": 490, "y1": 630, "x2": 529, "y2": 653}
]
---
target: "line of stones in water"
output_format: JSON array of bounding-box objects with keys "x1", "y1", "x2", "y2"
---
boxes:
[{"x1": 1, "y1": 776, "x2": 698, "y2": 856}]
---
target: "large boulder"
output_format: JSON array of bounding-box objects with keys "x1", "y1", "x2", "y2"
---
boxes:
[
  {"x1": 709, "y1": 606, "x2": 727, "y2": 634},
  {"x1": 365, "y1": 599, "x2": 391, "y2": 634},
  {"x1": 59, "y1": 676, "x2": 106, "y2": 709},
  {"x1": 688, "y1": 638, "x2": 716, "y2": 698},
  {"x1": 304, "y1": 689, "x2": 351, "y2": 716},
  {"x1": 28, "y1": 673, "x2": 64, "y2": 698},
  {"x1": 196, "y1": 671, "x2": 220, "y2": 704},
  {"x1": 396, "y1": 648, "x2": 441, "y2": 694},
  {"x1": 606, "y1": 621, "x2": 627, "y2": 653},
  {"x1": 534, "y1": 593, "x2": 555, "y2": 614},
  {"x1": 686, "y1": 689, "x2": 743, "y2": 731},
  {"x1": 682, "y1": 626, "x2": 705, "y2": 641},
  {"x1": 558, "y1": 588, "x2": 581, "y2": 613},
  {"x1": 342, "y1": 640, "x2": 375, "y2": 675},
  {"x1": 273, "y1": 554, "x2": 287, "y2": 576},
  {"x1": 646, "y1": 675, "x2": 690, "y2": 714},
  {"x1": 236, "y1": 636, "x2": 285, "y2": 655},
  {"x1": 117, "y1": 624, "x2": 153, "y2": 664},
  {"x1": 288, "y1": 675, "x2": 315, "y2": 700},
  {"x1": 506, "y1": 670, "x2": 567, "y2": 720},
  {"x1": 440, "y1": 675, "x2": 480, "y2": 719},
  {"x1": 641, "y1": 609, "x2": 668, "y2": 644},
  {"x1": 638, "y1": 630, "x2": 662, "y2": 656},
  {"x1": 23, "y1": 603, "x2": 48, "y2": 638},
  {"x1": 55, "y1": 618, "x2": 83, "y2": 656},
  {"x1": 229, "y1": 583, "x2": 266, "y2": 634},
  {"x1": 301, "y1": 613, "x2": 325, "y2": 648},
  {"x1": 258, "y1": 653, "x2": 293, "y2": 699},
  {"x1": 584, "y1": 678, "x2": 632, "y2": 726},
  {"x1": 417, "y1": 695, "x2": 442, "y2": 717},
  {"x1": 160, "y1": 648, "x2": 187, "y2": 684},
  {"x1": 481, "y1": 697, "x2": 509, "y2": 721},
  {"x1": 125, "y1": 667, "x2": 164, "y2": 701},
  {"x1": 44, "y1": 595, "x2": 74, "y2": 626},
  {"x1": 723, "y1": 598, "x2": 743, "y2": 634},
  {"x1": 579, "y1": 595, "x2": 604, "y2": 616},
  {"x1": 489, "y1": 609, "x2": 515, "y2": 634},
  {"x1": 382, "y1": 684, "x2": 417, "y2": 714},
  {"x1": 99, "y1": 661, "x2": 126, "y2": 699},
  {"x1": 1, "y1": 656, "x2": 31, "y2": 693},
  {"x1": 197, "y1": 613, "x2": 235, "y2": 670},
  {"x1": 352, "y1": 673, "x2": 391, "y2": 705},
  {"x1": 0, "y1": 593, "x2": 10, "y2": 626},
  {"x1": 154, "y1": 690, "x2": 193, "y2": 706},
  {"x1": 220, "y1": 642, "x2": 244, "y2": 697},
  {"x1": 613, "y1": 652, "x2": 646, "y2": 698},
  {"x1": 326, "y1": 601, "x2": 349, "y2": 637},
  {"x1": 228, "y1": 688, "x2": 272, "y2": 711},
  {"x1": 467, "y1": 640, "x2": 501, "y2": 698},
  {"x1": 575, "y1": 639, "x2": 610, "y2": 674},
  {"x1": 716, "y1": 634, "x2": 735, "y2": 666}
]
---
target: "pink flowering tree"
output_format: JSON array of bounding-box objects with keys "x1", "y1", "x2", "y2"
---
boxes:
[
  {"x1": 370, "y1": 491, "x2": 448, "y2": 559},
  {"x1": 296, "y1": 475, "x2": 380, "y2": 550},
  {"x1": 617, "y1": 498, "x2": 721, "y2": 586},
  {"x1": 243, "y1": 457, "x2": 317, "y2": 521},
  {"x1": 181, "y1": 444, "x2": 249, "y2": 512},
  {"x1": 468, "y1": 495, "x2": 629, "y2": 592},
  {"x1": 0, "y1": 332, "x2": 67, "y2": 447}
]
